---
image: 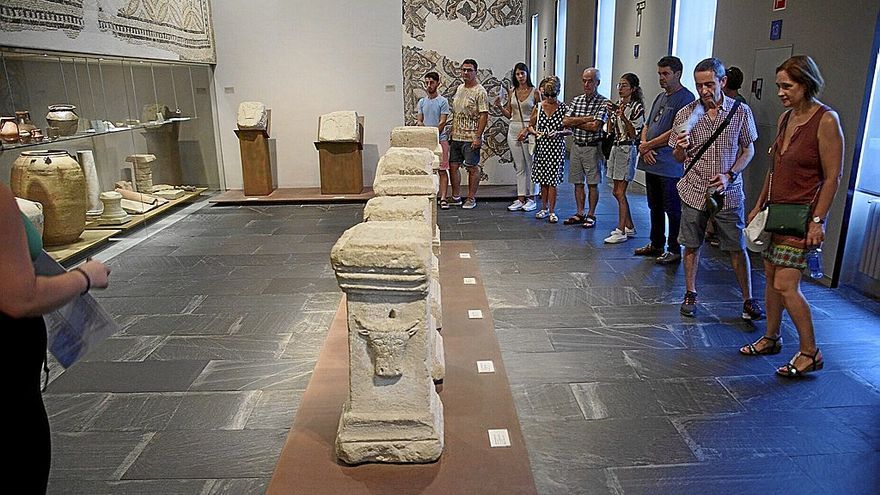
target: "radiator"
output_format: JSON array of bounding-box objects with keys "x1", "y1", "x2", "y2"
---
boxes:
[{"x1": 859, "y1": 199, "x2": 880, "y2": 280}]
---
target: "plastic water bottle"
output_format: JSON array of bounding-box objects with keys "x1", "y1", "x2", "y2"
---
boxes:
[{"x1": 806, "y1": 248, "x2": 823, "y2": 279}]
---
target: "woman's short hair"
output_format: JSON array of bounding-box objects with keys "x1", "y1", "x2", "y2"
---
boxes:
[
  {"x1": 776, "y1": 55, "x2": 825, "y2": 100},
  {"x1": 539, "y1": 76, "x2": 561, "y2": 96}
]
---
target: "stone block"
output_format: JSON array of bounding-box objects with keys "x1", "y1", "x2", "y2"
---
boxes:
[
  {"x1": 390, "y1": 126, "x2": 442, "y2": 160},
  {"x1": 318, "y1": 111, "x2": 360, "y2": 142},
  {"x1": 237, "y1": 101, "x2": 269, "y2": 130}
]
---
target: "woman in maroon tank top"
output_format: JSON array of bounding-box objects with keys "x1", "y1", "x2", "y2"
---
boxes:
[{"x1": 740, "y1": 56, "x2": 844, "y2": 377}]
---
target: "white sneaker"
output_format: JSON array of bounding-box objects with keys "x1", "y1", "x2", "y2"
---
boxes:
[
  {"x1": 625, "y1": 227, "x2": 636, "y2": 237},
  {"x1": 507, "y1": 199, "x2": 524, "y2": 211},
  {"x1": 609, "y1": 228, "x2": 624, "y2": 236},
  {"x1": 535, "y1": 209, "x2": 548, "y2": 219},
  {"x1": 604, "y1": 231, "x2": 629, "y2": 244},
  {"x1": 462, "y1": 198, "x2": 477, "y2": 209},
  {"x1": 522, "y1": 199, "x2": 537, "y2": 212}
]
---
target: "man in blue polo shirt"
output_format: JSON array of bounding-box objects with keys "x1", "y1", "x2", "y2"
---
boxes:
[{"x1": 634, "y1": 56, "x2": 695, "y2": 264}]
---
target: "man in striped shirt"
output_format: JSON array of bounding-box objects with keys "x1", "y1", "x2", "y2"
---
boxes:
[{"x1": 670, "y1": 58, "x2": 764, "y2": 321}]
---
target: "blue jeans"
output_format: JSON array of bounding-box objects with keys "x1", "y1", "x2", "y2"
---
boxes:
[{"x1": 645, "y1": 173, "x2": 681, "y2": 253}]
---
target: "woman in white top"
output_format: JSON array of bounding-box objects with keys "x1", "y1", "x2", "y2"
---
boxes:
[
  {"x1": 495, "y1": 62, "x2": 541, "y2": 212},
  {"x1": 604, "y1": 73, "x2": 645, "y2": 244}
]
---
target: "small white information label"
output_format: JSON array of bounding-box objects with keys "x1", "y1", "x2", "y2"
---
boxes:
[
  {"x1": 476, "y1": 360, "x2": 495, "y2": 373},
  {"x1": 458, "y1": 252, "x2": 472, "y2": 259},
  {"x1": 488, "y1": 429, "x2": 511, "y2": 448},
  {"x1": 463, "y1": 277, "x2": 477, "y2": 285},
  {"x1": 333, "y1": 196, "x2": 346, "y2": 199},
  {"x1": 467, "y1": 309, "x2": 483, "y2": 319}
]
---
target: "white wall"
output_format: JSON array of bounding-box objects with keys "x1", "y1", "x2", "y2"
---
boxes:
[{"x1": 212, "y1": 0, "x2": 403, "y2": 189}]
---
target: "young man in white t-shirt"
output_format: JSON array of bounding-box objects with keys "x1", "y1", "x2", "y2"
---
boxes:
[{"x1": 416, "y1": 72, "x2": 451, "y2": 208}]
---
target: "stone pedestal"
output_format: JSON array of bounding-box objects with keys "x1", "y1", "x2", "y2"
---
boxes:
[
  {"x1": 375, "y1": 147, "x2": 440, "y2": 255},
  {"x1": 76, "y1": 150, "x2": 103, "y2": 218},
  {"x1": 390, "y1": 126, "x2": 443, "y2": 162},
  {"x1": 330, "y1": 221, "x2": 443, "y2": 464},
  {"x1": 363, "y1": 196, "x2": 445, "y2": 381},
  {"x1": 126, "y1": 154, "x2": 156, "y2": 193},
  {"x1": 98, "y1": 191, "x2": 130, "y2": 225}
]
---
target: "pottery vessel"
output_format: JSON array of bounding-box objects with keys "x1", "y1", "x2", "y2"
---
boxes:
[
  {"x1": 1, "y1": 117, "x2": 19, "y2": 143},
  {"x1": 10, "y1": 150, "x2": 87, "y2": 245},
  {"x1": 46, "y1": 104, "x2": 79, "y2": 136},
  {"x1": 15, "y1": 111, "x2": 38, "y2": 134}
]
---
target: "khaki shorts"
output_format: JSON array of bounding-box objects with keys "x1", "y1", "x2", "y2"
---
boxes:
[
  {"x1": 679, "y1": 202, "x2": 746, "y2": 251},
  {"x1": 568, "y1": 144, "x2": 604, "y2": 185}
]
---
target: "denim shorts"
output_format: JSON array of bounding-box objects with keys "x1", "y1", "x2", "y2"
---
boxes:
[{"x1": 449, "y1": 140, "x2": 480, "y2": 167}]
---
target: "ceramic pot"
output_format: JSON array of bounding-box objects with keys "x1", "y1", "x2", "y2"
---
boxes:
[
  {"x1": 46, "y1": 104, "x2": 79, "y2": 136},
  {"x1": 15, "y1": 111, "x2": 38, "y2": 134},
  {"x1": 1, "y1": 117, "x2": 19, "y2": 143},
  {"x1": 10, "y1": 150, "x2": 87, "y2": 245},
  {"x1": 31, "y1": 128, "x2": 45, "y2": 142}
]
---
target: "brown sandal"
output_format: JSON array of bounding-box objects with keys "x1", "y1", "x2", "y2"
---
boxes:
[{"x1": 563, "y1": 214, "x2": 586, "y2": 225}]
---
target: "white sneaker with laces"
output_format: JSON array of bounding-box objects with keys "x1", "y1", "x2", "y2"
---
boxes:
[
  {"x1": 462, "y1": 198, "x2": 477, "y2": 209},
  {"x1": 625, "y1": 227, "x2": 636, "y2": 237},
  {"x1": 507, "y1": 199, "x2": 524, "y2": 211},
  {"x1": 535, "y1": 209, "x2": 548, "y2": 219},
  {"x1": 604, "y1": 231, "x2": 629, "y2": 244},
  {"x1": 522, "y1": 198, "x2": 537, "y2": 212}
]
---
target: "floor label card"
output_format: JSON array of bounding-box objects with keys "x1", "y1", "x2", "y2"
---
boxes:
[
  {"x1": 458, "y1": 252, "x2": 471, "y2": 259},
  {"x1": 488, "y1": 429, "x2": 511, "y2": 448},
  {"x1": 468, "y1": 309, "x2": 483, "y2": 319},
  {"x1": 463, "y1": 277, "x2": 476, "y2": 285},
  {"x1": 477, "y1": 360, "x2": 495, "y2": 373}
]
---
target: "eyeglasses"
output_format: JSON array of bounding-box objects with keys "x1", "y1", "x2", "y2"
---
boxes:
[
  {"x1": 460, "y1": 68, "x2": 475, "y2": 73},
  {"x1": 617, "y1": 83, "x2": 631, "y2": 88}
]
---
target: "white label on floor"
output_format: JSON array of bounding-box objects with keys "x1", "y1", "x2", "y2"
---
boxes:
[
  {"x1": 459, "y1": 252, "x2": 471, "y2": 259},
  {"x1": 463, "y1": 277, "x2": 476, "y2": 285},
  {"x1": 468, "y1": 309, "x2": 483, "y2": 319},
  {"x1": 477, "y1": 360, "x2": 495, "y2": 373},
  {"x1": 333, "y1": 196, "x2": 346, "y2": 199},
  {"x1": 488, "y1": 429, "x2": 511, "y2": 448}
]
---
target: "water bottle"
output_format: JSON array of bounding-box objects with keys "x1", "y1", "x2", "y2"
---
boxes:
[{"x1": 806, "y1": 248, "x2": 823, "y2": 279}]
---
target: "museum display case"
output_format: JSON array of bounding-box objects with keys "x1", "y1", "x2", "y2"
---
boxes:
[{"x1": 0, "y1": 47, "x2": 221, "y2": 261}]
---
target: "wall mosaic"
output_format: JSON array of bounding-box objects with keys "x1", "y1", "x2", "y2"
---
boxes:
[
  {"x1": 403, "y1": 0, "x2": 524, "y2": 41},
  {"x1": 0, "y1": 0, "x2": 84, "y2": 38},
  {"x1": 97, "y1": 0, "x2": 216, "y2": 63},
  {"x1": 403, "y1": 46, "x2": 513, "y2": 167}
]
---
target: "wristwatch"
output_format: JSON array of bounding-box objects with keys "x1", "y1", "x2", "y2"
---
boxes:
[
  {"x1": 812, "y1": 216, "x2": 825, "y2": 224},
  {"x1": 727, "y1": 171, "x2": 738, "y2": 182}
]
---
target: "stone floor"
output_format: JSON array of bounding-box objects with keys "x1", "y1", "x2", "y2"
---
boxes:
[{"x1": 44, "y1": 183, "x2": 880, "y2": 494}]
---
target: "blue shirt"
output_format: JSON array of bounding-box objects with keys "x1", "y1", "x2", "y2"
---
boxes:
[
  {"x1": 417, "y1": 95, "x2": 450, "y2": 141},
  {"x1": 637, "y1": 86, "x2": 695, "y2": 178}
]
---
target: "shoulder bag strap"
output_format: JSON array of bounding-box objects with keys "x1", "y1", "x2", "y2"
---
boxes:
[{"x1": 682, "y1": 100, "x2": 741, "y2": 178}]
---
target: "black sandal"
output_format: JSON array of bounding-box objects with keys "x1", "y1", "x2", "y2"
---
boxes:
[
  {"x1": 777, "y1": 348, "x2": 823, "y2": 377},
  {"x1": 563, "y1": 214, "x2": 586, "y2": 225},
  {"x1": 740, "y1": 335, "x2": 782, "y2": 356},
  {"x1": 582, "y1": 215, "x2": 597, "y2": 229}
]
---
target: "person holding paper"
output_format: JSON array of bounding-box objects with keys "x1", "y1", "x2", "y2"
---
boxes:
[{"x1": 0, "y1": 183, "x2": 111, "y2": 493}]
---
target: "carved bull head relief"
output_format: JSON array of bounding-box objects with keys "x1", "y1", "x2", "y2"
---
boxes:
[{"x1": 353, "y1": 313, "x2": 419, "y2": 378}]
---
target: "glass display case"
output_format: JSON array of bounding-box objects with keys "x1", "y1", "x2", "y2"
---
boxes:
[{"x1": 0, "y1": 47, "x2": 222, "y2": 261}]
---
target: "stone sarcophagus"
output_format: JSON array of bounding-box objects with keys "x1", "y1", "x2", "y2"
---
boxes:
[
  {"x1": 331, "y1": 221, "x2": 443, "y2": 464},
  {"x1": 374, "y1": 147, "x2": 440, "y2": 256},
  {"x1": 363, "y1": 196, "x2": 445, "y2": 381}
]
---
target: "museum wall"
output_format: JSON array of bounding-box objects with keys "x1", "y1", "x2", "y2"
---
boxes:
[
  {"x1": 402, "y1": 0, "x2": 528, "y2": 186},
  {"x1": 211, "y1": 0, "x2": 404, "y2": 189},
  {"x1": 0, "y1": 0, "x2": 216, "y2": 63},
  {"x1": 713, "y1": 0, "x2": 880, "y2": 285}
]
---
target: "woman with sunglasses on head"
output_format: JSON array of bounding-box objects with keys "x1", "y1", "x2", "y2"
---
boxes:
[{"x1": 526, "y1": 76, "x2": 572, "y2": 223}]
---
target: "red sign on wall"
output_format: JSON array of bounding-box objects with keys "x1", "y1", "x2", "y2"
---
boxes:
[{"x1": 773, "y1": 0, "x2": 786, "y2": 11}]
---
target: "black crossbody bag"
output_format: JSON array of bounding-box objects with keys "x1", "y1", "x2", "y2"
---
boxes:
[{"x1": 681, "y1": 100, "x2": 741, "y2": 216}]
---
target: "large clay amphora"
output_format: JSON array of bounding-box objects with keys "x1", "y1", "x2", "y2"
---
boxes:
[{"x1": 11, "y1": 150, "x2": 87, "y2": 246}]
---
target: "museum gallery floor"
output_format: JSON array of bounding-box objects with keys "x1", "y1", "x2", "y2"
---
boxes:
[{"x1": 43, "y1": 185, "x2": 880, "y2": 494}]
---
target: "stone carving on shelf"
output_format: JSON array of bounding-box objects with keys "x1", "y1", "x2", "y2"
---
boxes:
[
  {"x1": 390, "y1": 126, "x2": 442, "y2": 161},
  {"x1": 98, "y1": 191, "x2": 130, "y2": 225},
  {"x1": 318, "y1": 111, "x2": 360, "y2": 142},
  {"x1": 76, "y1": 150, "x2": 103, "y2": 218},
  {"x1": 126, "y1": 154, "x2": 156, "y2": 193},
  {"x1": 331, "y1": 220, "x2": 443, "y2": 464},
  {"x1": 363, "y1": 196, "x2": 444, "y2": 381},
  {"x1": 237, "y1": 102, "x2": 269, "y2": 130},
  {"x1": 10, "y1": 150, "x2": 86, "y2": 246},
  {"x1": 45, "y1": 104, "x2": 79, "y2": 136},
  {"x1": 15, "y1": 197, "x2": 44, "y2": 237}
]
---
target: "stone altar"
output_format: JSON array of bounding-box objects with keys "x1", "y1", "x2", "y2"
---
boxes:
[{"x1": 330, "y1": 221, "x2": 443, "y2": 464}]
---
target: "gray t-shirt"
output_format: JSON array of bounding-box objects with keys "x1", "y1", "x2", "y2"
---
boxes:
[{"x1": 637, "y1": 86, "x2": 695, "y2": 178}]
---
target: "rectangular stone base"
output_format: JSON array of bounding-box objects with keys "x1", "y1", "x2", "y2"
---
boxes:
[{"x1": 336, "y1": 389, "x2": 444, "y2": 464}]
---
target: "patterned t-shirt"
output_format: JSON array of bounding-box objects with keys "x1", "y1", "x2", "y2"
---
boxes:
[
  {"x1": 609, "y1": 99, "x2": 645, "y2": 144},
  {"x1": 670, "y1": 95, "x2": 758, "y2": 211},
  {"x1": 450, "y1": 83, "x2": 489, "y2": 142},
  {"x1": 565, "y1": 92, "x2": 609, "y2": 145}
]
